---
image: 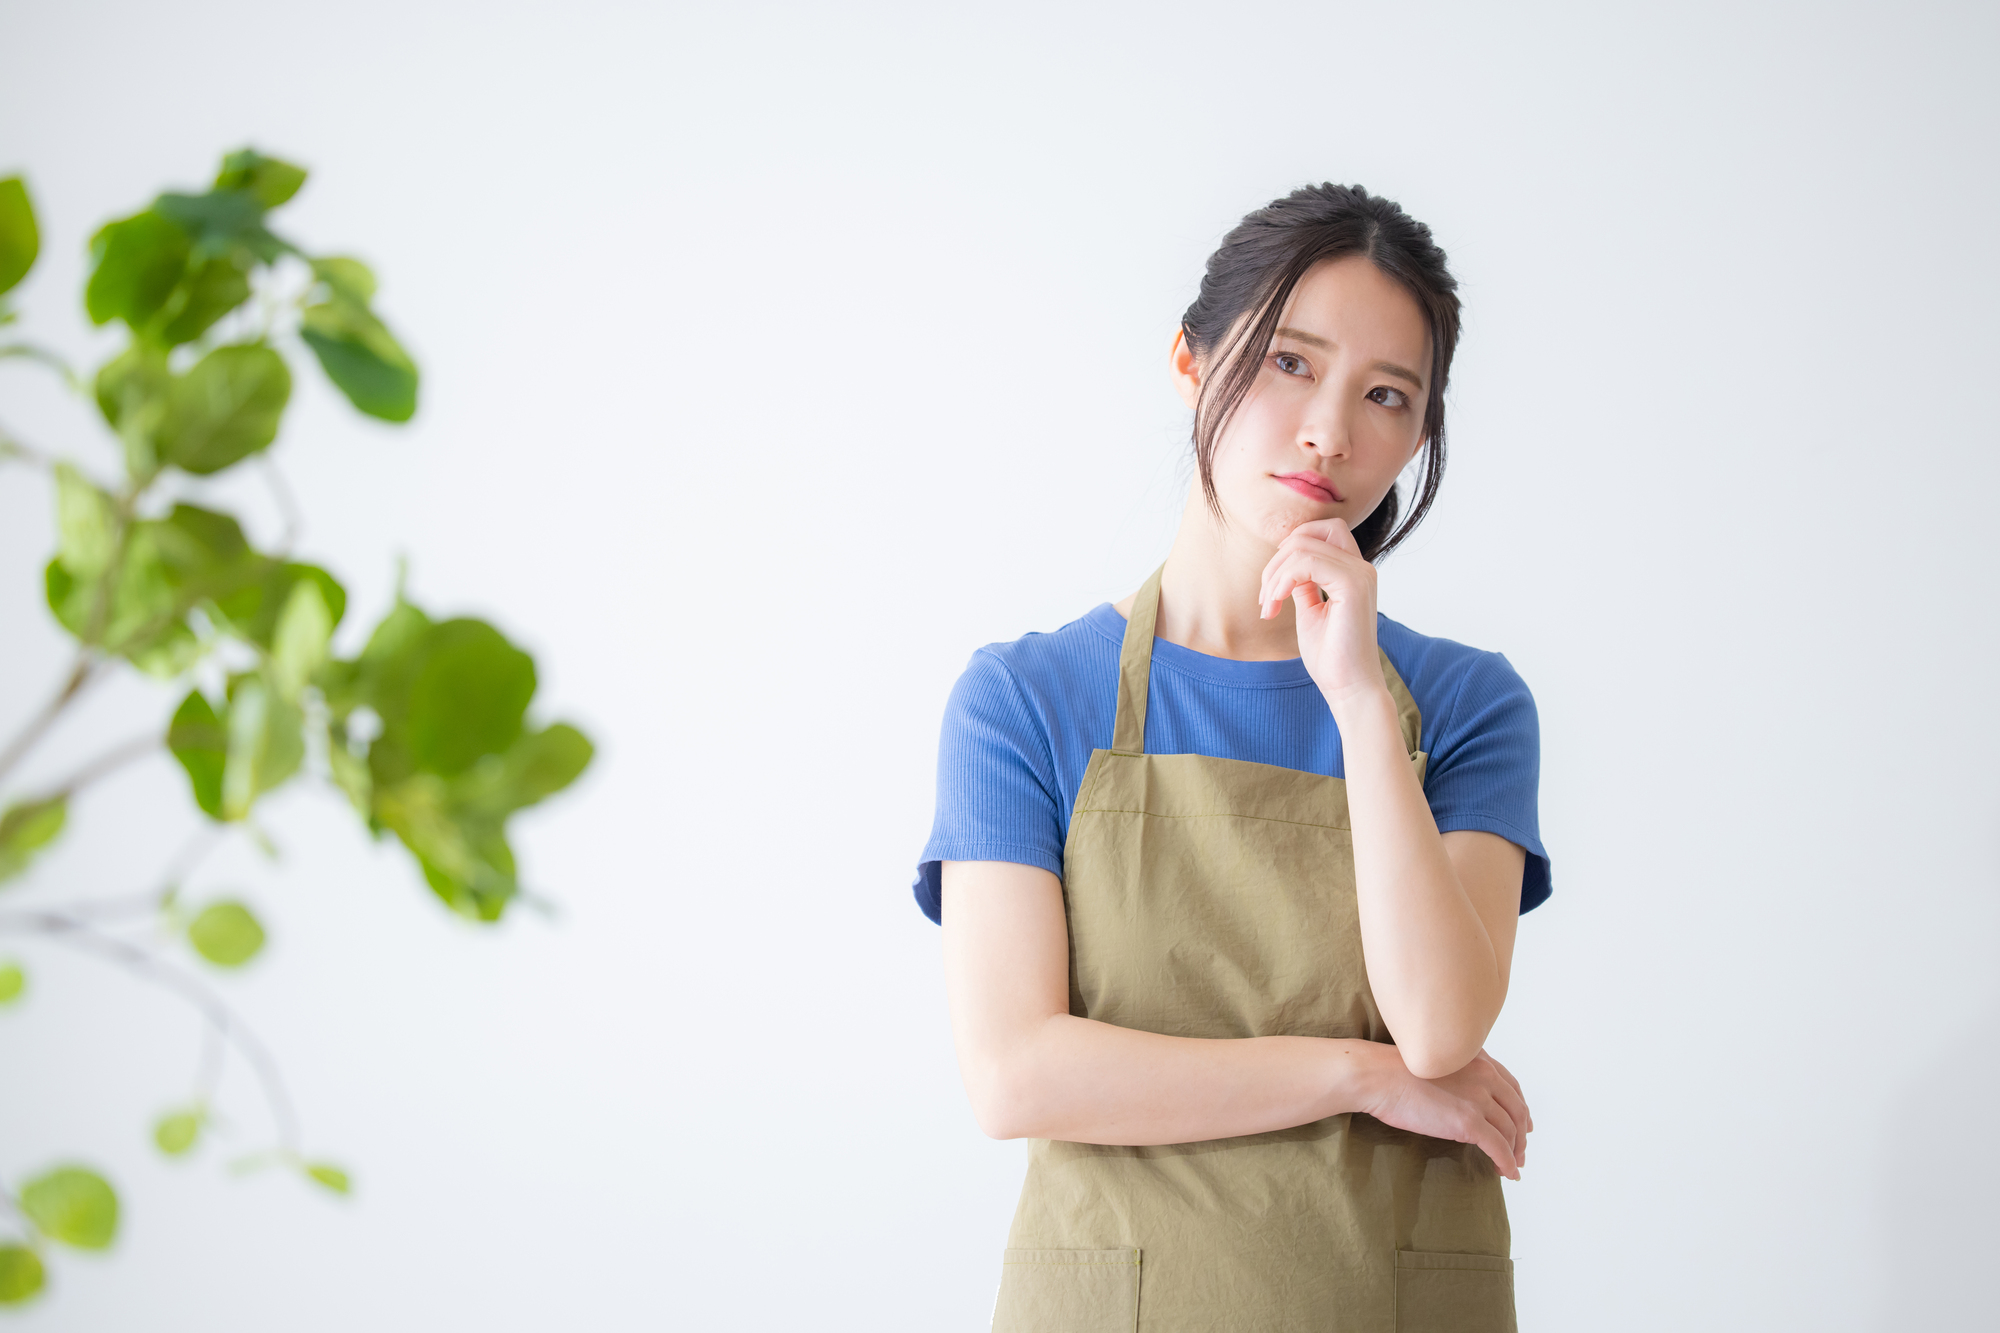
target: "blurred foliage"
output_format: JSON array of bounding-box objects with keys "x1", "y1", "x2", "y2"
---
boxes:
[{"x1": 0, "y1": 152, "x2": 593, "y2": 1307}]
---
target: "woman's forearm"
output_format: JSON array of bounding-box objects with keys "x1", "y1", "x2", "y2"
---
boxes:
[
  {"x1": 945, "y1": 859, "x2": 1402, "y2": 1144},
  {"x1": 1333, "y1": 685, "x2": 1506, "y2": 1078},
  {"x1": 963, "y1": 1015, "x2": 1393, "y2": 1144}
]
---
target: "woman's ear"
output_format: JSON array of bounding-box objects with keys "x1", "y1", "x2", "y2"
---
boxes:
[{"x1": 1169, "y1": 329, "x2": 1202, "y2": 410}]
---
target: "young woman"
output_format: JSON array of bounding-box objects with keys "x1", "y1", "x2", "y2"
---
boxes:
[{"x1": 914, "y1": 184, "x2": 1550, "y2": 1332}]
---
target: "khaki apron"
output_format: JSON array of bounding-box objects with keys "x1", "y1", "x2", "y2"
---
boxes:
[{"x1": 991, "y1": 567, "x2": 1515, "y2": 1333}]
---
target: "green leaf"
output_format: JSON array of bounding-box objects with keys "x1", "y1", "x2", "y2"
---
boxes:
[
  {"x1": 157, "y1": 255, "x2": 252, "y2": 347},
  {"x1": 270, "y1": 579, "x2": 332, "y2": 702},
  {"x1": 393, "y1": 783, "x2": 524, "y2": 919},
  {"x1": 94, "y1": 344, "x2": 171, "y2": 430},
  {"x1": 303, "y1": 1162, "x2": 350, "y2": 1195},
  {"x1": 214, "y1": 150, "x2": 308, "y2": 209},
  {"x1": 187, "y1": 900, "x2": 265, "y2": 967},
  {"x1": 0, "y1": 177, "x2": 38, "y2": 298},
  {"x1": 46, "y1": 501, "x2": 274, "y2": 672},
  {"x1": 0, "y1": 797, "x2": 66, "y2": 886},
  {"x1": 156, "y1": 344, "x2": 291, "y2": 475},
  {"x1": 19, "y1": 1166, "x2": 118, "y2": 1250},
  {"x1": 168, "y1": 690, "x2": 227, "y2": 819},
  {"x1": 347, "y1": 598, "x2": 433, "y2": 703},
  {"x1": 299, "y1": 256, "x2": 415, "y2": 422},
  {"x1": 453, "y1": 723, "x2": 595, "y2": 820},
  {"x1": 153, "y1": 189, "x2": 270, "y2": 258},
  {"x1": 325, "y1": 595, "x2": 590, "y2": 922},
  {"x1": 153, "y1": 1108, "x2": 204, "y2": 1156},
  {"x1": 326, "y1": 600, "x2": 431, "y2": 785},
  {"x1": 326, "y1": 731, "x2": 372, "y2": 816},
  {"x1": 42, "y1": 548, "x2": 172, "y2": 664},
  {"x1": 312, "y1": 255, "x2": 375, "y2": 303},
  {"x1": 0, "y1": 1245, "x2": 44, "y2": 1304},
  {"x1": 300, "y1": 300, "x2": 418, "y2": 423},
  {"x1": 221, "y1": 677, "x2": 303, "y2": 819},
  {"x1": 372, "y1": 774, "x2": 519, "y2": 920},
  {"x1": 93, "y1": 345, "x2": 172, "y2": 476},
  {"x1": 0, "y1": 961, "x2": 24, "y2": 1004},
  {"x1": 405, "y1": 620, "x2": 535, "y2": 778},
  {"x1": 53, "y1": 464, "x2": 119, "y2": 581},
  {"x1": 213, "y1": 561, "x2": 345, "y2": 651},
  {"x1": 148, "y1": 503, "x2": 253, "y2": 577},
  {"x1": 86, "y1": 210, "x2": 191, "y2": 328}
]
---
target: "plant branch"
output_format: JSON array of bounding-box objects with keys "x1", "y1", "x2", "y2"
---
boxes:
[
  {"x1": 0, "y1": 422, "x2": 55, "y2": 471},
  {"x1": 0, "y1": 655, "x2": 101, "y2": 790},
  {"x1": 33, "y1": 825, "x2": 223, "y2": 920},
  {"x1": 39, "y1": 733, "x2": 160, "y2": 801},
  {"x1": 0, "y1": 910, "x2": 301, "y2": 1153},
  {"x1": 0, "y1": 342, "x2": 81, "y2": 390},
  {"x1": 157, "y1": 824, "x2": 223, "y2": 899}
]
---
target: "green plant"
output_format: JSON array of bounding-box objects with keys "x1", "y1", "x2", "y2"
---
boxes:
[{"x1": 0, "y1": 153, "x2": 593, "y2": 1307}]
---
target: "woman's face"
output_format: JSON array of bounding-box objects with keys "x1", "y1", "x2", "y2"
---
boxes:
[{"x1": 1174, "y1": 255, "x2": 1433, "y2": 548}]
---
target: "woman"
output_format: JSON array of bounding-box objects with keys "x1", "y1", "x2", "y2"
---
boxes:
[{"x1": 915, "y1": 184, "x2": 1549, "y2": 1332}]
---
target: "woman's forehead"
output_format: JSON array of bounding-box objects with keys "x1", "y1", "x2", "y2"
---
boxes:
[{"x1": 1281, "y1": 257, "x2": 1430, "y2": 353}]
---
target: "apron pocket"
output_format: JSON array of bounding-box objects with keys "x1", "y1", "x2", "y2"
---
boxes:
[
  {"x1": 1394, "y1": 1250, "x2": 1515, "y2": 1333},
  {"x1": 992, "y1": 1248, "x2": 1140, "y2": 1333}
]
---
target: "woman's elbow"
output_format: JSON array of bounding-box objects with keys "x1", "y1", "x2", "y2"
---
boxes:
[
  {"x1": 1399, "y1": 1045, "x2": 1476, "y2": 1081},
  {"x1": 961, "y1": 1056, "x2": 1040, "y2": 1140},
  {"x1": 1395, "y1": 1025, "x2": 1492, "y2": 1080}
]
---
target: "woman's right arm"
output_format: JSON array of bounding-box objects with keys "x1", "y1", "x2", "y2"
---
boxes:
[{"x1": 941, "y1": 859, "x2": 1532, "y2": 1175}]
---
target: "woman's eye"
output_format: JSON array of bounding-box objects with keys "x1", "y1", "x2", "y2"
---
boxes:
[
  {"x1": 1367, "y1": 386, "x2": 1409, "y2": 408},
  {"x1": 1273, "y1": 353, "x2": 1308, "y2": 376}
]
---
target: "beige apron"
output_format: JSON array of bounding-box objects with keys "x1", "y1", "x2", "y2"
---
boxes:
[{"x1": 991, "y1": 567, "x2": 1515, "y2": 1332}]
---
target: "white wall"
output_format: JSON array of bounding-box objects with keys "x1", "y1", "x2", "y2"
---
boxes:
[{"x1": 1, "y1": 2, "x2": 1995, "y2": 1328}]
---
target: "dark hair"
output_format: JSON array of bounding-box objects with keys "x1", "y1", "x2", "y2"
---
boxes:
[{"x1": 1181, "y1": 183, "x2": 1461, "y2": 562}]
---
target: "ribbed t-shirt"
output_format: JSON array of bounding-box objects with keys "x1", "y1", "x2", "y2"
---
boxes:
[{"x1": 914, "y1": 602, "x2": 1550, "y2": 924}]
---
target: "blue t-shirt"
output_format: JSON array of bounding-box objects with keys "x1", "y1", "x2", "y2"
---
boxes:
[{"x1": 914, "y1": 602, "x2": 1550, "y2": 924}]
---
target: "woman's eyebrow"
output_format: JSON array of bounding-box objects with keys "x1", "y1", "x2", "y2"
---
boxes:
[
  {"x1": 1275, "y1": 327, "x2": 1425, "y2": 390},
  {"x1": 1370, "y1": 360, "x2": 1425, "y2": 389},
  {"x1": 1274, "y1": 325, "x2": 1333, "y2": 350}
]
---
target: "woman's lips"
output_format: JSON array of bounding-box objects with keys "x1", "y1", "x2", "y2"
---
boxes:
[{"x1": 1275, "y1": 472, "x2": 1340, "y2": 503}]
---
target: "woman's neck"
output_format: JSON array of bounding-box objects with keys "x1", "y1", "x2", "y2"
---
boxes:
[{"x1": 1114, "y1": 486, "x2": 1304, "y2": 663}]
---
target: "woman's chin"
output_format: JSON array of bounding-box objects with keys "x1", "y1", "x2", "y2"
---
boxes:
[{"x1": 1265, "y1": 506, "x2": 1339, "y2": 541}]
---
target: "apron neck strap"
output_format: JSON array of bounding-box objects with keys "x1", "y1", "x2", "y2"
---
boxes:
[
  {"x1": 1111, "y1": 562, "x2": 1427, "y2": 760},
  {"x1": 1113, "y1": 564, "x2": 1165, "y2": 754}
]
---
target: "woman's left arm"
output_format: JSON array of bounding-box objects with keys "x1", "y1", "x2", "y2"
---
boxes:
[{"x1": 1261, "y1": 520, "x2": 1527, "y2": 1079}]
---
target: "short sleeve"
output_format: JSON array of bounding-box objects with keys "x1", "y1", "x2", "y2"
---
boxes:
[
  {"x1": 1422, "y1": 652, "x2": 1553, "y2": 913},
  {"x1": 912, "y1": 649, "x2": 1068, "y2": 923}
]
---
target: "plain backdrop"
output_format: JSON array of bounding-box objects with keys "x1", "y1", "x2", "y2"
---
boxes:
[{"x1": 2, "y1": 2, "x2": 1997, "y2": 1329}]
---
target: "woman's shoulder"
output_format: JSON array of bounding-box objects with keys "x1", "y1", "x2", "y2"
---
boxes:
[
  {"x1": 959, "y1": 602, "x2": 1124, "y2": 701},
  {"x1": 1375, "y1": 615, "x2": 1537, "y2": 744}
]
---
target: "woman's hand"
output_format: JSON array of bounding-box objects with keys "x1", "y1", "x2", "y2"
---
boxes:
[
  {"x1": 1257, "y1": 518, "x2": 1386, "y2": 712},
  {"x1": 1361, "y1": 1047, "x2": 1533, "y2": 1179}
]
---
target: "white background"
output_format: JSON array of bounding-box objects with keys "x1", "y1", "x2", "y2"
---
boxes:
[{"x1": 2, "y1": 2, "x2": 1996, "y2": 1328}]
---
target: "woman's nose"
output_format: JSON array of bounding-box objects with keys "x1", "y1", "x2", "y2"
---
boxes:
[{"x1": 1300, "y1": 405, "x2": 1350, "y2": 458}]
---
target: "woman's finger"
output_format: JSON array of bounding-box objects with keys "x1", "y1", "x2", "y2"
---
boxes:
[
  {"x1": 1259, "y1": 548, "x2": 1351, "y2": 599},
  {"x1": 1494, "y1": 1085, "x2": 1529, "y2": 1166},
  {"x1": 1463, "y1": 1112, "x2": 1519, "y2": 1181},
  {"x1": 1487, "y1": 1075, "x2": 1529, "y2": 1145},
  {"x1": 1489, "y1": 1105, "x2": 1524, "y2": 1175},
  {"x1": 1312, "y1": 517, "x2": 1363, "y2": 558},
  {"x1": 1482, "y1": 1053, "x2": 1533, "y2": 1135},
  {"x1": 1289, "y1": 581, "x2": 1322, "y2": 621},
  {"x1": 1481, "y1": 1092, "x2": 1519, "y2": 1155},
  {"x1": 1276, "y1": 517, "x2": 1361, "y2": 557},
  {"x1": 1475, "y1": 1055, "x2": 1531, "y2": 1159}
]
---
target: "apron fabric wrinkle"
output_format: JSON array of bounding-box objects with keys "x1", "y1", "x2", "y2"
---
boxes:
[{"x1": 989, "y1": 566, "x2": 1515, "y2": 1333}]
